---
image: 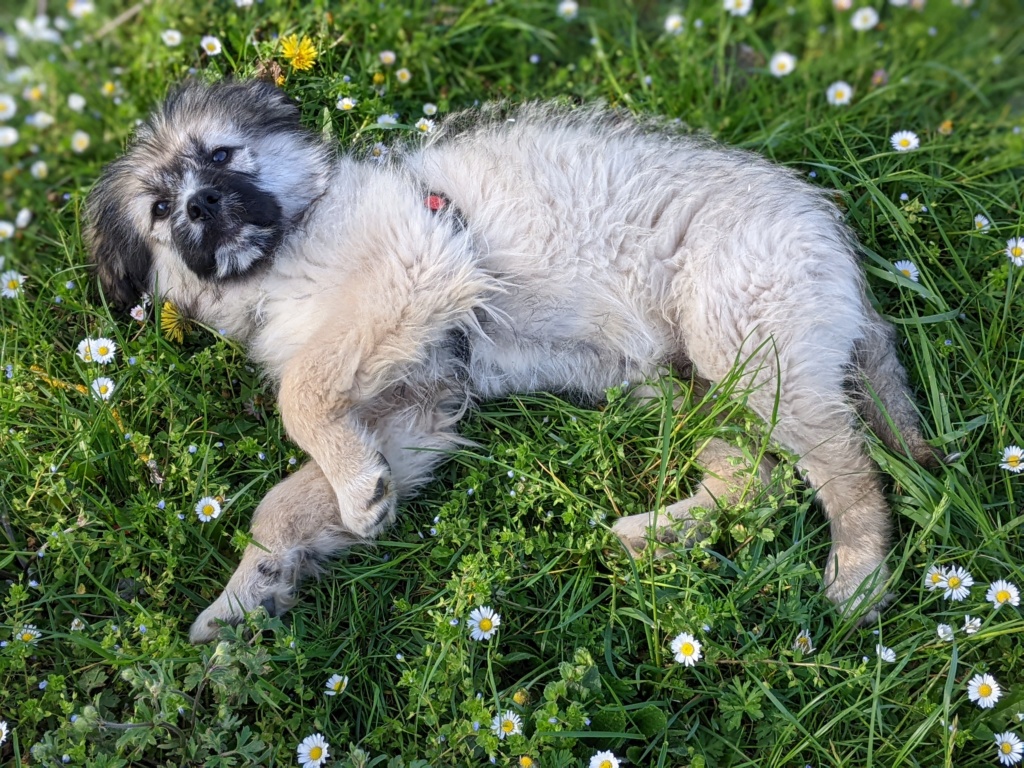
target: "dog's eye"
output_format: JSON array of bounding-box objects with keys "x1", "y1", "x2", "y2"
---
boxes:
[
  {"x1": 152, "y1": 200, "x2": 170, "y2": 219},
  {"x1": 210, "y1": 148, "x2": 231, "y2": 164}
]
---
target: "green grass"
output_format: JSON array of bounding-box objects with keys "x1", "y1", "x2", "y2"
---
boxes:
[{"x1": 1, "y1": 0, "x2": 1023, "y2": 766}]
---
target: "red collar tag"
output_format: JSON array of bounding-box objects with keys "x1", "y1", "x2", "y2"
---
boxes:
[{"x1": 425, "y1": 194, "x2": 448, "y2": 212}]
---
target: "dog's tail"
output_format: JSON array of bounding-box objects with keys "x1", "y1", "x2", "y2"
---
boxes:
[{"x1": 851, "y1": 313, "x2": 942, "y2": 468}]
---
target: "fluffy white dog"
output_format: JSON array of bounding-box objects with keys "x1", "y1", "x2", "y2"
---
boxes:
[{"x1": 84, "y1": 80, "x2": 937, "y2": 643}]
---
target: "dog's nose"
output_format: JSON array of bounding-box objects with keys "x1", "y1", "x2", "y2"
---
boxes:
[{"x1": 187, "y1": 187, "x2": 221, "y2": 221}]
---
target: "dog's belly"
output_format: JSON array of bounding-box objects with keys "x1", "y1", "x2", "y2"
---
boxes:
[{"x1": 466, "y1": 296, "x2": 673, "y2": 401}]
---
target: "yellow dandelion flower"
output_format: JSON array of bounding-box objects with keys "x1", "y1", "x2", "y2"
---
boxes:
[
  {"x1": 373, "y1": 72, "x2": 386, "y2": 86},
  {"x1": 512, "y1": 689, "x2": 529, "y2": 706},
  {"x1": 160, "y1": 301, "x2": 191, "y2": 343},
  {"x1": 281, "y1": 34, "x2": 318, "y2": 71}
]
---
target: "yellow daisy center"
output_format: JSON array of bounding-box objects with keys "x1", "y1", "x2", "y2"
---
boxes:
[
  {"x1": 930, "y1": 573, "x2": 942, "y2": 584},
  {"x1": 102, "y1": 82, "x2": 115, "y2": 95},
  {"x1": 996, "y1": 590, "x2": 1010, "y2": 603},
  {"x1": 1012, "y1": 246, "x2": 1023, "y2": 257},
  {"x1": 334, "y1": 679, "x2": 344, "y2": 691},
  {"x1": 681, "y1": 642, "x2": 694, "y2": 656},
  {"x1": 309, "y1": 746, "x2": 323, "y2": 760},
  {"x1": 98, "y1": 345, "x2": 109, "y2": 355},
  {"x1": 1008, "y1": 455, "x2": 1021, "y2": 467},
  {"x1": 948, "y1": 576, "x2": 961, "y2": 588},
  {"x1": 899, "y1": 138, "x2": 910, "y2": 147},
  {"x1": 901, "y1": 269, "x2": 912, "y2": 277},
  {"x1": 479, "y1": 618, "x2": 493, "y2": 632},
  {"x1": 205, "y1": 42, "x2": 216, "y2": 52},
  {"x1": 1003, "y1": 742, "x2": 1013, "y2": 754},
  {"x1": 6, "y1": 279, "x2": 17, "y2": 290},
  {"x1": 502, "y1": 719, "x2": 515, "y2": 733},
  {"x1": 978, "y1": 683, "x2": 992, "y2": 697},
  {"x1": 99, "y1": 385, "x2": 109, "y2": 394},
  {"x1": 835, "y1": 90, "x2": 845, "y2": 99},
  {"x1": 600, "y1": 762, "x2": 613, "y2": 768},
  {"x1": 21, "y1": 632, "x2": 34, "y2": 641},
  {"x1": 30, "y1": 87, "x2": 42, "y2": 100}
]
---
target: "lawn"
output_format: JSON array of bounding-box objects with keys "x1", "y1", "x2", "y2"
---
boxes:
[{"x1": 0, "y1": 0, "x2": 1022, "y2": 766}]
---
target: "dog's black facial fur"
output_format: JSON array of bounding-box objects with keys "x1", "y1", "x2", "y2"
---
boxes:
[{"x1": 172, "y1": 168, "x2": 284, "y2": 280}]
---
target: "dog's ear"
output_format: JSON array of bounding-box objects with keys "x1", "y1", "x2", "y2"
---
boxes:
[{"x1": 84, "y1": 162, "x2": 153, "y2": 310}]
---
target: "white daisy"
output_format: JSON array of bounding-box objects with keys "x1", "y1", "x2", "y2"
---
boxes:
[
  {"x1": 324, "y1": 673, "x2": 349, "y2": 696},
  {"x1": 724, "y1": 0, "x2": 754, "y2": 16},
  {"x1": 130, "y1": 305, "x2": 146, "y2": 322},
  {"x1": 940, "y1": 565, "x2": 974, "y2": 601},
  {"x1": 0, "y1": 720, "x2": 7, "y2": 745},
  {"x1": 467, "y1": 606, "x2": 501, "y2": 641},
  {"x1": 30, "y1": 160, "x2": 48, "y2": 179},
  {"x1": 396, "y1": 68, "x2": 412, "y2": 84},
  {"x1": 71, "y1": 130, "x2": 90, "y2": 153},
  {"x1": 491, "y1": 710, "x2": 523, "y2": 739},
  {"x1": 376, "y1": 113, "x2": 398, "y2": 126},
  {"x1": 1007, "y1": 238, "x2": 1024, "y2": 267},
  {"x1": 76, "y1": 338, "x2": 95, "y2": 362},
  {"x1": 1002, "y1": 445, "x2": 1024, "y2": 472},
  {"x1": 664, "y1": 12, "x2": 685, "y2": 35},
  {"x1": 987, "y1": 580, "x2": 1020, "y2": 609},
  {"x1": 769, "y1": 51, "x2": 797, "y2": 77},
  {"x1": 0, "y1": 221, "x2": 13, "y2": 240},
  {"x1": 336, "y1": 96, "x2": 357, "y2": 111},
  {"x1": 973, "y1": 214, "x2": 991, "y2": 232},
  {"x1": 995, "y1": 732, "x2": 1024, "y2": 767},
  {"x1": 423, "y1": 102, "x2": 437, "y2": 116},
  {"x1": 851, "y1": 6, "x2": 880, "y2": 30},
  {"x1": 379, "y1": 50, "x2": 397, "y2": 66},
  {"x1": 91, "y1": 377, "x2": 115, "y2": 401},
  {"x1": 557, "y1": 0, "x2": 579, "y2": 20},
  {"x1": 370, "y1": 142, "x2": 389, "y2": 161},
  {"x1": 17, "y1": 624, "x2": 41, "y2": 643},
  {"x1": 200, "y1": 35, "x2": 222, "y2": 56},
  {"x1": 1, "y1": 269, "x2": 26, "y2": 298},
  {"x1": 68, "y1": 0, "x2": 96, "y2": 18},
  {"x1": 0, "y1": 94, "x2": 16, "y2": 121},
  {"x1": 414, "y1": 117, "x2": 434, "y2": 134},
  {"x1": 92, "y1": 337, "x2": 117, "y2": 364},
  {"x1": 297, "y1": 733, "x2": 330, "y2": 768},
  {"x1": 936, "y1": 623, "x2": 954, "y2": 642},
  {"x1": 890, "y1": 130, "x2": 920, "y2": 152},
  {"x1": 15, "y1": 209, "x2": 32, "y2": 229},
  {"x1": 23, "y1": 84, "x2": 44, "y2": 102},
  {"x1": 0, "y1": 126, "x2": 18, "y2": 147},
  {"x1": 161, "y1": 29, "x2": 182, "y2": 47},
  {"x1": 670, "y1": 631, "x2": 703, "y2": 666},
  {"x1": 70, "y1": 617, "x2": 85, "y2": 631},
  {"x1": 589, "y1": 751, "x2": 621, "y2": 768},
  {"x1": 876, "y1": 644, "x2": 896, "y2": 663},
  {"x1": 967, "y1": 673, "x2": 1002, "y2": 709},
  {"x1": 924, "y1": 564, "x2": 946, "y2": 590},
  {"x1": 194, "y1": 496, "x2": 222, "y2": 523},
  {"x1": 792, "y1": 628, "x2": 815, "y2": 653},
  {"x1": 963, "y1": 615, "x2": 981, "y2": 634},
  {"x1": 893, "y1": 259, "x2": 919, "y2": 282},
  {"x1": 826, "y1": 81, "x2": 853, "y2": 106}
]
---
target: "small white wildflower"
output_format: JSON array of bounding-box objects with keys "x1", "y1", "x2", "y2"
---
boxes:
[
  {"x1": 557, "y1": 0, "x2": 579, "y2": 20},
  {"x1": 769, "y1": 51, "x2": 797, "y2": 77},
  {"x1": 664, "y1": 12, "x2": 685, "y2": 35},
  {"x1": 826, "y1": 81, "x2": 854, "y2": 105},
  {"x1": 161, "y1": 29, "x2": 182, "y2": 47},
  {"x1": 851, "y1": 6, "x2": 880, "y2": 29},
  {"x1": 876, "y1": 644, "x2": 896, "y2": 663},
  {"x1": 936, "y1": 624, "x2": 954, "y2": 642}
]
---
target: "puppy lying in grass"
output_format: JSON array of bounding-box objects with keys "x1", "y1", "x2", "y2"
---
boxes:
[{"x1": 85, "y1": 79, "x2": 937, "y2": 643}]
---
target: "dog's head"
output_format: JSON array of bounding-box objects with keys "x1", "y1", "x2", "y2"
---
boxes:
[{"x1": 85, "y1": 79, "x2": 332, "y2": 309}]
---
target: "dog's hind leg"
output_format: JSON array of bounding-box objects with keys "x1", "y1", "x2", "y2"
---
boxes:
[{"x1": 612, "y1": 437, "x2": 774, "y2": 556}]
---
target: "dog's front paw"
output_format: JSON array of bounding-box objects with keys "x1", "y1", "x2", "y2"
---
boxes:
[
  {"x1": 823, "y1": 546, "x2": 892, "y2": 624},
  {"x1": 189, "y1": 555, "x2": 297, "y2": 643}
]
